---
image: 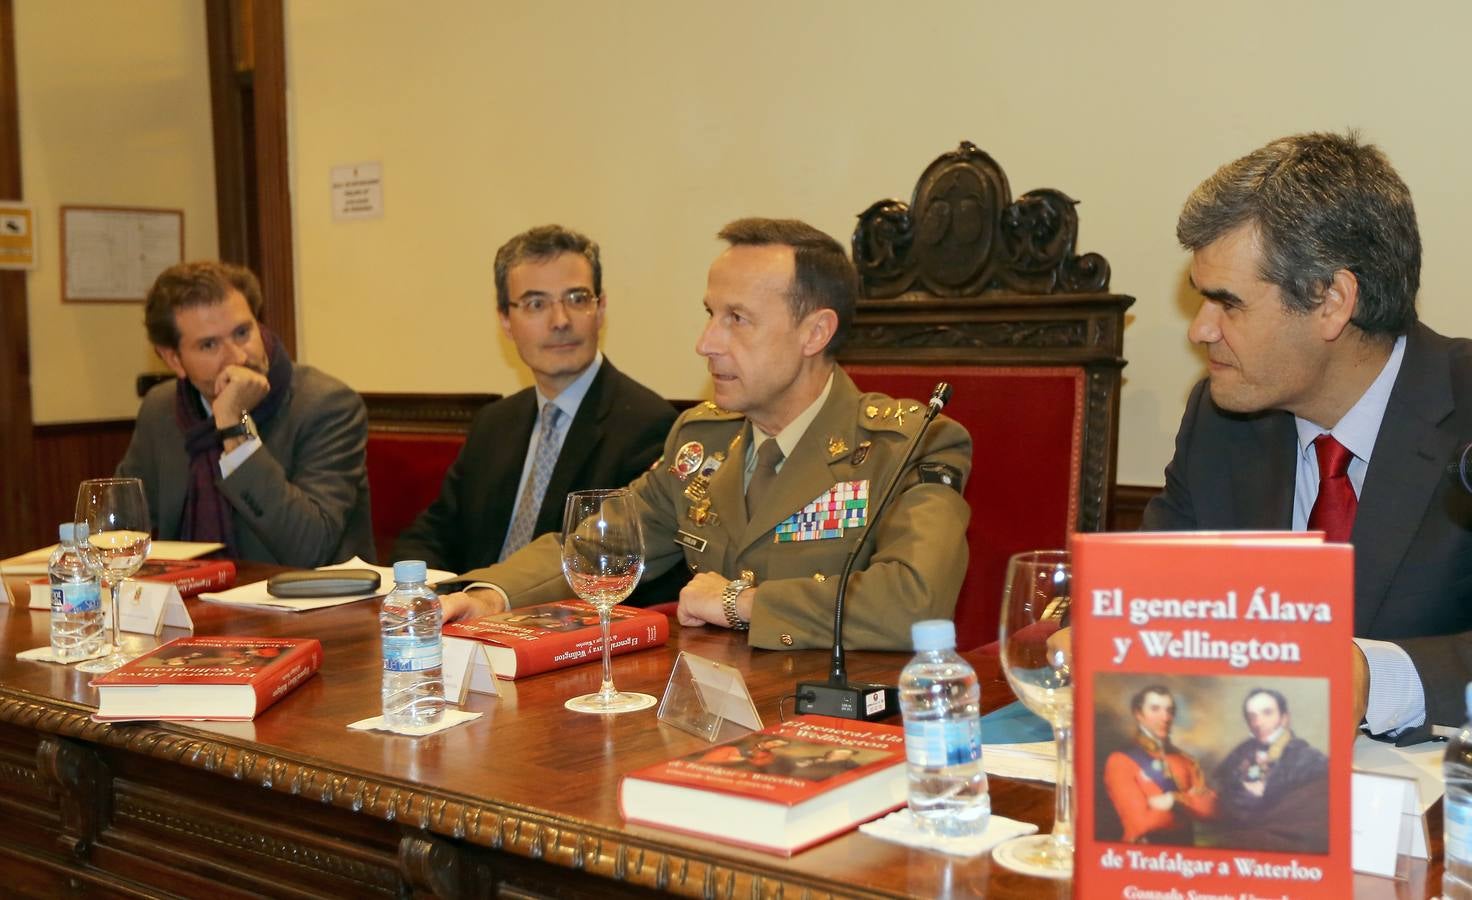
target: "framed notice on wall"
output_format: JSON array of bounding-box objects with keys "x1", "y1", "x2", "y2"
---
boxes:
[{"x1": 61, "y1": 205, "x2": 183, "y2": 302}]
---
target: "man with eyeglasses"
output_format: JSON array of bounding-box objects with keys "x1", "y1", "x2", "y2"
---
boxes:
[
  {"x1": 393, "y1": 225, "x2": 679, "y2": 602},
  {"x1": 441, "y1": 218, "x2": 972, "y2": 650}
]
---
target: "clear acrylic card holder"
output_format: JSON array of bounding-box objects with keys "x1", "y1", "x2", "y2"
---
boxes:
[{"x1": 657, "y1": 650, "x2": 762, "y2": 742}]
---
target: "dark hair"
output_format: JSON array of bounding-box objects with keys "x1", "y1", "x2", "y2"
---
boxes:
[
  {"x1": 145, "y1": 261, "x2": 265, "y2": 349},
  {"x1": 717, "y1": 217, "x2": 858, "y2": 357},
  {"x1": 493, "y1": 225, "x2": 602, "y2": 312},
  {"x1": 1130, "y1": 685, "x2": 1174, "y2": 714},
  {"x1": 1242, "y1": 688, "x2": 1288, "y2": 719},
  {"x1": 1177, "y1": 131, "x2": 1420, "y2": 336}
]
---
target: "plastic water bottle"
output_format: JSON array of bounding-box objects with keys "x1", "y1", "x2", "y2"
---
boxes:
[
  {"x1": 380, "y1": 560, "x2": 445, "y2": 727},
  {"x1": 899, "y1": 619, "x2": 990, "y2": 836},
  {"x1": 1445, "y1": 682, "x2": 1472, "y2": 897},
  {"x1": 48, "y1": 522, "x2": 104, "y2": 661}
]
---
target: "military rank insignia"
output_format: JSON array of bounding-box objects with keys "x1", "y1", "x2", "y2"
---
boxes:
[{"x1": 773, "y1": 480, "x2": 869, "y2": 542}]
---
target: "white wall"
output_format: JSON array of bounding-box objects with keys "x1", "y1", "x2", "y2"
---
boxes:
[
  {"x1": 286, "y1": 0, "x2": 1472, "y2": 486},
  {"x1": 16, "y1": 0, "x2": 218, "y2": 423},
  {"x1": 24, "y1": 1, "x2": 1468, "y2": 483}
]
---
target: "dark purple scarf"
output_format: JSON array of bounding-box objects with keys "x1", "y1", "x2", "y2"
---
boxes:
[{"x1": 173, "y1": 329, "x2": 292, "y2": 554}]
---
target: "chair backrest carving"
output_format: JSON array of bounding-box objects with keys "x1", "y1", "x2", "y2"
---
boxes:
[{"x1": 842, "y1": 142, "x2": 1132, "y2": 648}]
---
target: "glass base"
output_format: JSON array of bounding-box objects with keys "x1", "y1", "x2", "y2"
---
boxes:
[
  {"x1": 564, "y1": 691, "x2": 657, "y2": 715},
  {"x1": 75, "y1": 645, "x2": 136, "y2": 674},
  {"x1": 991, "y1": 834, "x2": 1072, "y2": 879}
]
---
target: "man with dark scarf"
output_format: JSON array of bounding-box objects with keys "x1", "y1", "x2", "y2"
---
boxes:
[
  {"x1": 1103, "y1": 685, "x2": 1217, "y2": 845},
  {"x1": 1208, "y1": 688, "x2": 1329, "y2": 853},
  {"x1": 117, "y1": 261, "x2": 374, "y2": 566}
]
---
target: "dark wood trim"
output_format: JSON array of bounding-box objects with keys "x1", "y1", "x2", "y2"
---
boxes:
[
  {"x1": 362, "y1": 392, "x2": 499, "y2": 433},
  {"x1": 0, "y1": 0, "x2": 35, "y2": 558},
  {"x1": 1109, "y1": 482, "x2": 1162, "y2": 532},
  {"x1": 29, "y1": 421, "x2": 136, "y2": 546},
  {"x1": 204, "y1": 0, "x2": 249, "y2": 266},
  {"x1": 248, "y1": 0, "x2": 294, "y2": 356}
]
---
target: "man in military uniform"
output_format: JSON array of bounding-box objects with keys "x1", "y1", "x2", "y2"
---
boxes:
[
  {"x1": 442, "y1": 217, "x2": 972, "y2": 650},
  {"x1": 1103, "y1": 686, "x2": 1217, "y2": 845}
]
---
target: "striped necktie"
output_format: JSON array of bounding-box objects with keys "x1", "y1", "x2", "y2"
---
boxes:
[{"x1": 500, "y1": 402, "x2": 564, "y2": 560}]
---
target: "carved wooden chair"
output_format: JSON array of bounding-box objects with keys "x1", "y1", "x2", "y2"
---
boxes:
[{"x1": 840, "y1": 141, "x2": 1132, "y2": 650}]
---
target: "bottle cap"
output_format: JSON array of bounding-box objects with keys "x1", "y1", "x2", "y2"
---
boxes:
[
  {"x1": 911, "y1": 619, "x2": 957, "y2": 652},
  {"x1": 1466, "y1": 681, "x2": 1472, "y2": 719},
  {"x1": 393, "y1": 560, "x2": 428, "y2": 583},
  {"x1": 58, "y1": 522, "x2": 74, "y2": 543}
]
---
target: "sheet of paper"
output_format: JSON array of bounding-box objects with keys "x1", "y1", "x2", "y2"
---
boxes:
[
  {"x1": 199, "y1": 558, "x2": 454, "y2": 612},
  {"x1": 1, "y1": 540, "x2": 224, "y2": 576}
]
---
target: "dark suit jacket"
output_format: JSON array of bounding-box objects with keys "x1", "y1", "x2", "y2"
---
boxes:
[
  {"x1": 1143, "y1": 322, "x2": 1472, "y2": 731},
  {"x1": 392, "y1": 358, "x2": 686, "y2": 604}
]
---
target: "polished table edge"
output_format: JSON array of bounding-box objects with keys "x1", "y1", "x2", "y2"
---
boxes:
[{"x1": 0, "y1": 658, "x2": 917, "y2": 899}]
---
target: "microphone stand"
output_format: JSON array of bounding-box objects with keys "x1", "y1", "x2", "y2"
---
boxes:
[{"x1": 795, "y1": 383, "x2": 952, "y2": 721}]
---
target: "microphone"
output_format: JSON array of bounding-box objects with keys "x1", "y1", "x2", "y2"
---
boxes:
[{"x1": 795, "y1": 382, "x2": 953, "y2": 721}]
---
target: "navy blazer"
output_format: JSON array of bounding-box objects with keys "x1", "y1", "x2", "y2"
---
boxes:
[
  {"x1": 1143, "y1": 322, "x2": 1472, "y2": 730},
  {"x1": 392, "y1": 358, "x2": 685, "y2": 604}
]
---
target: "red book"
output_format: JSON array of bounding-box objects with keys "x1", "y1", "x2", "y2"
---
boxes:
[
  {"x1": 1072, "y1": 531, "x2": 1352, "y2": 898},
  {"x1": 619, "y1": 715, "x2": 906, "y2": 856},
  {"x1": 442, "y1": 599, "x2": 668, "y2": 679},
  {"x1": 90, "y1": 635, "x2": 322, "y2": 722},
  {"x1": 27, "y1": 557, "x2": 236, "y2": 607}
]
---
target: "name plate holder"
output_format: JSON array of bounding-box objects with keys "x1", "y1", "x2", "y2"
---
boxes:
[
  {"x1": 1351, "y1": 770, "x2": 1427, "y2": 879},
  {"x1": 30, "y1": 579, "x2": 192, "y2": 634},
  {"x1": 657, "y1": 651, "x2": 762, "y2": 743},
  {"x1": 441, "y1": 637, "x2": 500, "y2": 705}
]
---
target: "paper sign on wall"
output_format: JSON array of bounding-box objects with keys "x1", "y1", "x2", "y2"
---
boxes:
[
  {"x1": 0, "y1": 201, "x2": 35, "y2": 269},
  {"x1": 331, "y1": 162, "x2": 383, "y2": 221}
]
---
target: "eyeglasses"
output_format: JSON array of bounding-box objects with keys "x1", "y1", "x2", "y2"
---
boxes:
[{"x1": 506, "y1": 290, "x2": 600, "y2": 317}]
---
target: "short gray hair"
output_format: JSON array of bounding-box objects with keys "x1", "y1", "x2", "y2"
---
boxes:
[{"x1": 1177, "y1": 131, "x2": 1420, "y2": 336}]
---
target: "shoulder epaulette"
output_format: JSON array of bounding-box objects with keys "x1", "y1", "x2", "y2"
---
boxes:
[{"x1": 858, "y1": 394, "x2": 924, "y2": 433}]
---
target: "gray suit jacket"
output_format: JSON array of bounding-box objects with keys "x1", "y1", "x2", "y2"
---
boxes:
[
  {"x1": 117, "y1": 364, "x2": 375, "y2": 567},
  {"x1": 1143, "y1": 322, "x2": 1472, "y2": 730}
]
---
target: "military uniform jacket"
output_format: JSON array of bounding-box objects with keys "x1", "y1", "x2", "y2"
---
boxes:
[{"x1": 462, "y1": 368, "x2": 973, "y2": 650}]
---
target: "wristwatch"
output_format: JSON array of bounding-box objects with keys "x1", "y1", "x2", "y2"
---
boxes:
[
  {"x1": 721, "y1": 575, "x2": 752, "y2": 631},
  {"x1": 216, "y1": 410, "x2": 259, "y2": 444}
]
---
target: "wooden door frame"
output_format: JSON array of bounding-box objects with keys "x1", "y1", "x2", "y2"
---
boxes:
[
  {"x1": 0, "y1": 0, "x2": 35, "y2": 556},
  {"x1": 205, "y1": 0, "x2": 295, "y2": 356}
]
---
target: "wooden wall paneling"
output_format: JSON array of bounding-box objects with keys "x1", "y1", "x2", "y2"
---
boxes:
[
  {"x1": 1109, "y1": 482, "x2": 1162, "y2": 532},
  {"x1": 0, "y1": 0, "x2": 35, "y2": 558},
  {"x1": 29, "y1": 422, "x2": 136, "y2": 540}
]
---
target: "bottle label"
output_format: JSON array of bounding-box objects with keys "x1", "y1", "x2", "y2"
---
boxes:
[
  {"x1": 51, "y1": 583, "x2": 100, "y2": 615},
  {"x1": 382, "y1": 635, "x2": 442, "y2": 673},
  {"x1": 1449, "y1": 796, "x2": 1472, "y2": 862},
  {"x1": 904, "y1": 717, "x2": 982, "y2": 767}
]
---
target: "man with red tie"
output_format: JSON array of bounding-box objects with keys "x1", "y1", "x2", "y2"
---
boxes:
[{"x1": 1142, "y1": 132, "x2": 1472, "y2": 744}]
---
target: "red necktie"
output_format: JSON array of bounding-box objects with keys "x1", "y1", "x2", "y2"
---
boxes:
[{"x1": 1307, "y1": 434, "x2": 1357, "y2": 542}]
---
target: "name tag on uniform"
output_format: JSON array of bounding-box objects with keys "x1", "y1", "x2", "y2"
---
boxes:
[
  {"x1": 773, "y1": 480, "x2": 869, "y2": 543},
  {"x1": 674, "y1": 530, "x2": 708, "y2": 552}
]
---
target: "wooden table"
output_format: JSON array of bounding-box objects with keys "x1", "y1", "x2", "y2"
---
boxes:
[{"x1": 0, "y1": 567, "x2": 1439, "y2": 898}]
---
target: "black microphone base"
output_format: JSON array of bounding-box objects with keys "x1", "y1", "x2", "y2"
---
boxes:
[{"x1": 795, "y1": 679, "x2": 900, "y2": 721}]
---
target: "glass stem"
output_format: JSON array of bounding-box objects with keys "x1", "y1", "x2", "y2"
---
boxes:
[
  {"x1": 597, "y1": 607, "x2": 616, "y2": 703},
  {"x1": 1052, "y1": 721, "x2": 1075, "y2": 853},
  {"x1": 106, "y1": 576, "x2": 123, "y2": 653}
]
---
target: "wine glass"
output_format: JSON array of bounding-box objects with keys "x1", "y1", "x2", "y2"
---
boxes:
[
  {"x1": 74, "y1": 478, "x2": 153, "y2": 674},
  {"x1": 993, "y1": 549, "x2": 1073, "y2": 878},
  {"x1": 561, "y1": 489, "x2": 655, "y2": 714}
]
